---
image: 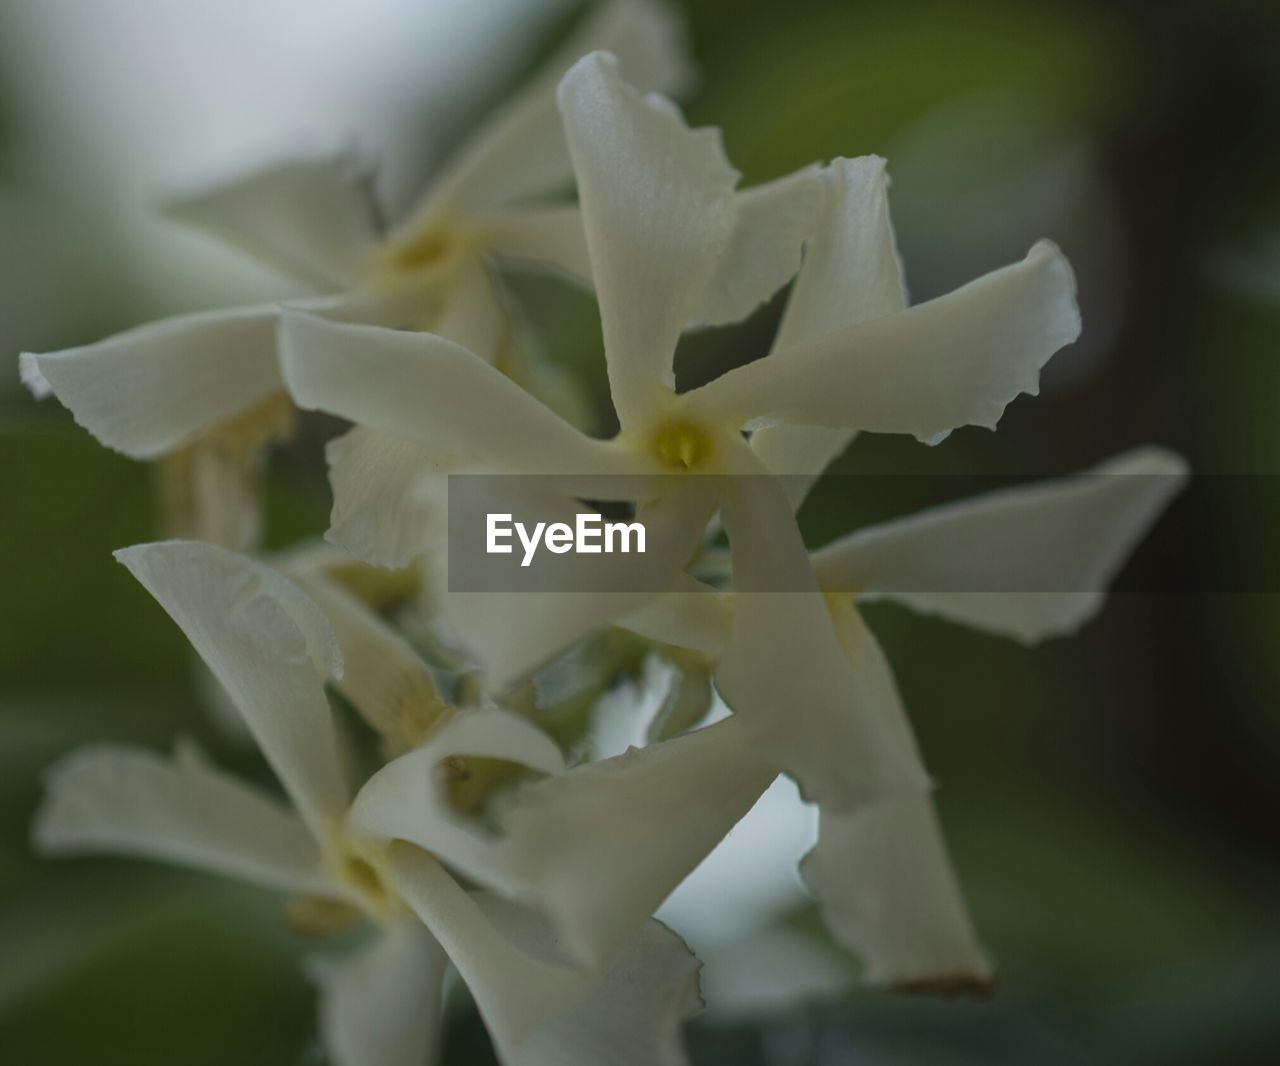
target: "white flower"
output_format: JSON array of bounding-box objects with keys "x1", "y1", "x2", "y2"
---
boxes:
[
  {"x1": 33, "y1": 541, "x2": 702, "y2": 1066},
  {"x1": 279, "y1": 50, "x2": 1080, "y2": 811},
  {"x1": 400, "y1": 448, "x2": 1186, "y2": 990},
  {"x1": 18, "y1": 0, "x2": 692, "y2": 549}
]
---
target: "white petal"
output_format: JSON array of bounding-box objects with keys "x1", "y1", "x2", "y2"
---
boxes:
[
  {"x1": 386, "y1": 849, "x2": 589, "y2": 1047},
  {"x1": 689, "y1": 166, "x2": 824, "y2": 329},
  {"x1": 485, "y1": 165, "x2": 821, "y2": 325},
  {"x1": 286, "y1": 566, "x2": 451, "y2": 757},
  {"x1": 811, "y1": 446, "x2": 1189, "y2": 643},
  {"x1": 479, "y1": 896, "x2": 701, "y2": 1066},
  {"x1": 771, "y1": 157, "x2": 908, "y2": 349},
  {"x1": 398, "y1": 0, "x2": 692, "y2": 220},
  {"x1": 164, "y1": 148, "x2": 380, "y2": 288},
  {"x1": 558, "y1": 52, "x2": 738, "y2": 426},
  {"x1": 445, "y1": 481, "x2": 714, "y2": 690},
  {"x1": 802, "y1": 602, "x2": 993, "y2": 991},
  {"x1": 324, "y1": 427, "x2": 448, "y2": 569},
  {"x1": 482, "y1": 204, "x2": 593, "y2": 290},
  {"x1": 349, "y1": 707, "x2": 565, "y2": 876},
  {"x1": 807, "y1": 800, "x2": 993, "y2": 993},
  {"x1": 33, "y1": 741, "x2": 329, "y2": 895},
  {"x1": 18, "y1": 351, "x2": 52, "y2": 397},
  {"x1": 749, "y1": 156, "x2": 907, "y2": 503},
  {"x1": 310, "y1": 921, "x2": 448, "y2": 1066},
  {"x1": 491, "y1": 715, "x2": 777, "y2": 969},
  {"x1": 280, "y1": 310, "x2": 629, "y2": 476},
  {"x1": 619, "y1": 579, "x2": 733, "y2": 658},
  {"x1": 748, "y1": 424, "x2": 857, "y2": 511},
  {"x1": 20, "y1": 305, "x2": 283, "y2": 459},
  {"x1": 715, "y1": 450, "x2": 930, "y2": 811},
  {"x1": 388, "y1": 848, "x2": 700, "y2": 1066},
  {"x1": 688, "y1": 240, "x2": 1080, "y2": 443},
  {"x1": 115, "y1": 541, "x2": 349, "y2": 836}
]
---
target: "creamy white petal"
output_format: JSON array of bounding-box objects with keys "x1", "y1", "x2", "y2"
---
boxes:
[
  {"x1": 491, "y1": 715, "x2": 777, "y2": 969},
  {"x1": 18, "y1": 351, "x2": 52, "y2": 397},
  {"x1": 33, "y1": 741, "x2": 329, "y2": 895},
  {"x1": 386, "y1": 849, "x2": 589, "y2": 1049},
  {"x1": 688, "y1": 240, "x2": 1080, "y2": 443},
  {"x1": 802, "y1": 602, "x2": 993, "y2": 991},
  {"x1": 20, "y1": 305, "x2": 283, "y2": 459},
  {"x1": 350, "y1": 707, "x2": 565, "y2": 874},
  {"x1": 749, "y1": 156, "x2": 907, "y2": 502},
  {"x1": 748, "y1": 424, "x2": 856, "y2": 511},
  {"x1": 619, "y1": 579, "x2": 733, "y2": 658},
  {"x1": 715, "y1": 449, "x2": 930, "y2": 812},
  {"x1": 115, "y1": 541, "x2": 349, "y2": 836},
  {"x1": 482, "y1": 204, "x2": 593, "y2": 290},
  {"x1": 811, "y1": 446, "x2": 1189, "y2": 643},
  {"x1": 164, "y1": 149, "x2": 380, "y2": 289},
  {"x1": 286, "y1": 567, "x2": 451, "y2": 756},
  {"x1": 689, "y1": 166, "x2": 824, "y2": 329},
  {"x1": 389, "y1": 847, "x2": 699, "y2": 1066},
  {"x1": 324, "y1": 427, "x2": 448, "y2": 570},
  {"x1": 480, "y1": 896, "x2": 701, "y2": 1066},
  {"x1": 771, "y1": 156, "x2": 908, "y2": 350},
  {"x1": 485, "y1": 165, "x2": 820, "y2": 324},
  {"x1": 399, "y1": 0, "x2": 692, "y2": 221},
  {"x1": 445, "y1": 481, "x2": 714, "y2": 690},
  {"x1": 280, "y1": 310, "x2": 629, "y2": 476},
  {"x1": 558, "y1": 52, "x2": 738, "y2": 426},
  {"x1": 310, "y1": 921, "x2": 448, "y2": 1066},
  {"x1": 807, "y1": 799, "x2": 993, "y2": 993}
]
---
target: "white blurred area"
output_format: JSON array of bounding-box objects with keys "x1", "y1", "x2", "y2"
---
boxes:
[{"x1": 0, "y1": 0, "x2": 563, "y2": 365}]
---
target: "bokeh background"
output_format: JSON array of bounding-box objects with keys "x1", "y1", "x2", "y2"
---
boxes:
[{"x1": 4, "y1": 0, "x2": 1280, "y2": 1062}]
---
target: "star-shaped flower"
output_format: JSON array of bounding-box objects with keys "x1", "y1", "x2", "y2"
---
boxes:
[
  {"x1": 34, "y1": 541, "x2": 702, "y2": 1065},
  {"x1": 19, "y1": 0, "x2": 692, "y2": 549},
  {"x1": 279, "y1": 50, "x2": 1081, "y2": 816}
]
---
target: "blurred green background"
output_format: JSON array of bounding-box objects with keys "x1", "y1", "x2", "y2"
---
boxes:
[{"x1": 4, "y1": 0, "x2": 1280, "y2": 1062}]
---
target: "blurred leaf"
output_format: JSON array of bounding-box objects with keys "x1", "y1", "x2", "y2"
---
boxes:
[
  {"x1": 0, "y1": 868, "x2": 314, "y2": 1066},
  {"x1": 687, "y1": 0, "x2": 1121, "y2": 181}
]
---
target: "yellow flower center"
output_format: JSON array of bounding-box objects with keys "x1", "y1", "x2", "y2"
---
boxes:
[
  {"x1": 287, "y1": 832, "x2": 400, "y2": 936},
  {"x1": 379, "y1": 223, "x2": 464, "y2": 278},
  {"x1": 652, "y1": 420, "x2": 712, "y2": 470},
  {"x1": 342, "y1": 854, "x2": 390, "y2": 903},
  {"x1": 326, "y1": 830, "x2": 399, "y2": 922}
]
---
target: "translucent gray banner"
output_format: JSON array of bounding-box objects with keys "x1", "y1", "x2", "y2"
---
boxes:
[{"x1": 445, "y1": 471, "x2": 1209, "y2": 594}]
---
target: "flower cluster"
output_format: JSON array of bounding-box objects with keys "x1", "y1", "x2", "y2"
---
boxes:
[{"x1": 22, "y1": 2, "x2": 1187, "y2": 1063}]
